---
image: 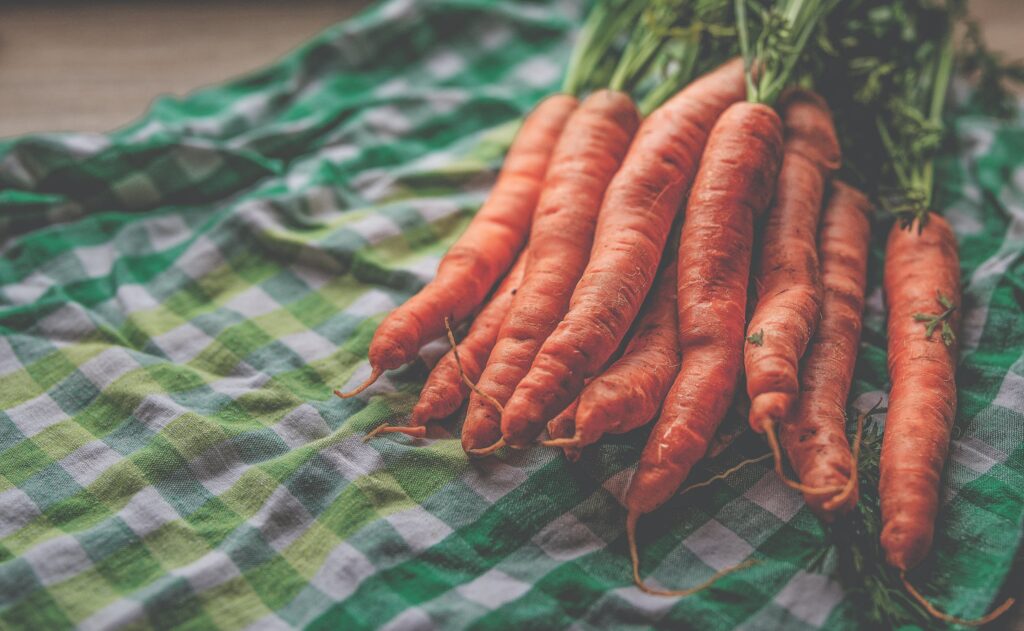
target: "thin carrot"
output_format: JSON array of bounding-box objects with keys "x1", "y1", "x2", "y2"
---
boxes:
[
  {"x1": 542, "y1": 248, "x2": 679, "y2": 452},
  {"x1": 337, "y1": 95, "x2": 577, "y2": 397},
  {"x1": 744, "y1": 89, "x2": 840, "y2": 450},
  {"x1": 779, "y1": 181, "x2": 872, "y2": 520},
  {"x1": 626, "y1": 100, "x2": 783, "y2": 521},
  {"x1": 879, "y1": 213, "x2": 960, "y2": 572},
  {"x1": 501, "y1": 58, "x2": 746, "y2": 446},
  {"x1": 462, "y1": 90, "x2": 640, "y2": 454}
]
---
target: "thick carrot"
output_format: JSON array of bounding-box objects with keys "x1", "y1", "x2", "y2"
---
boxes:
[
  {"x1": 745, "y1": 89, "x2": 840, "y2": 437},
  {"x1": 461, "y1": 90, "x2": 640, "y2": 454},
  {"x1": 779, "y1": 181, "x2": 872, "y2": 520},
  {"x1": 409, "y1": 251, "x2": 527, "y2": 427},
  {"x1": 880, "y1": 213, "x2": 961, "y2": 572},
  {"x1": 338, "y1": 95, "x2": 577, "y2": 396},
  {"x1": 544, "y1": 251, "x2": 679, "y2": 452},
  {"x1": 500, "y1": 59, "x2": 746, "y2": 445},
  {"x1": 626, "y1": 101, "x2": 783, "y2": 522}
]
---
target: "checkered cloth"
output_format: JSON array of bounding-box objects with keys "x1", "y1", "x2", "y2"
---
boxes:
[{"x1": 1, "y1": 1, "x2": 1021, "y2": 629}]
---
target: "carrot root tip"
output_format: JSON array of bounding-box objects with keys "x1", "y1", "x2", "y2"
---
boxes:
[
  {"x1": 336, "y1": 367, "x2": 383, "y2": 399},
  {"x1": 445, "y1": 317, "x2": 505, "y2": 415},
  {"x1": 629, "y1": 510, "x2": 757, "y2": 597},
  {"x1": 364, "y1": 425, "x2": 428, "y2": 442},
  {"x1": 540, "y1": 437, "x2": 582, "y2": 448},
  {"x1": 822, "y1": 405, "x2": 869, "y2": 512},
  {"x1": 762, "y1": 419, "x2": 844, "y2": 496},
  {"x1": 362, "y1": 424, "x2": 388, "y2": 442},
  {"x1": 466, "y1": 438, "x2": 506, "y2": 457},
  {"x1": 678, "y1": 454, "x2": 773, "y2": 498},
  {"x1": 901, "y1": 571, "x2": 1015, "y2": 626}
]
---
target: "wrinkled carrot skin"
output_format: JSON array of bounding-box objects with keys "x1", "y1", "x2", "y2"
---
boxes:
[
  {"x1": 880, "y1": 214, "x2": 961, "y2": 571},
  {"x1": 572, "y1": 257, "x2": 679, "y2": 449},
  {"x1": 626, "y1": 102, "x2": 784, "y2": 516},
  {"x1": 501, "y1": 59, "x2": 746, "y2": 446},
  {"x1": 779, "y1": 182, "x2": 872, "y2": 520},
  {"x1": 745, "y1": 89, "x2": 841, "y2": 432},
  {"x1": 462, "y1": 91, "x2": 640, "y2": 451},
  {"x1": 409, "y1": 251, "x2": 527, "y2": 426},
  {"x1": 547, "y1": 399, "x2": 581, "y2": 461},
  {"x1": 364, "y1": 95, "x2": 577, "y2": 375}
]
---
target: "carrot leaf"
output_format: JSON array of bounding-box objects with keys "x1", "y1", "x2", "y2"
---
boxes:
[
  {"x1": 912, "y1": 291, "x2": 957, "y2": 346},
  {"x1": 563, "y1": 0, "x2": 647, "y2": 96},
  {"x1": 811, "y1": 0, "x2": 998, "y2": 229},
  {"x1": 735, "y1": 0, "x2": 840, "y2": 105},
  {"x1": 608, "y1": 0, "x2": 738, "y2": 113}
]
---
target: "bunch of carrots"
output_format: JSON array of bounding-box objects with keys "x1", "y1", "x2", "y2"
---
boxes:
[{"x1": 338, "y1": 0, "x2": 1016, "y2": 624}]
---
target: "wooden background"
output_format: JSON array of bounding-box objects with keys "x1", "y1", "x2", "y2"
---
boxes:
[
  {"x1": 2, "y1": 0, "x2": 1021, "y2": 137},
  {"x1": 0, "y1": 1, "x2": 1022, "y2": 629}
]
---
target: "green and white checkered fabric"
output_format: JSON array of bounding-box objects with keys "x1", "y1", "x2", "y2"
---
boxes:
[{"x1": 0, "y1": 1, "x2": 1021, "y2": 629}]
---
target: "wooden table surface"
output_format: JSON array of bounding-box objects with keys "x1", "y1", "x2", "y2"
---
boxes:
[
  {"x1": 2, "y1": 0, "x2": 1021, "y2": 137},
  {"x1": 0, "y1": 1, "x2": 1022, "y2": 629},
  {"x1": 0, "y1": 0, "x2": 370, "y2": 137}
]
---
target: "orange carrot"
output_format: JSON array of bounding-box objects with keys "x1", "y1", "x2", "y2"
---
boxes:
[
  {"x1": 745, "y1": 89, "x2": 840, "y2": 440},
  {"x1": 461, "y1": 90, "x2": 640, "y2": 454},
  {"x1": 338, "y1": 95, "x2": 577, "y2": 397},
  {"x1": 626, "y1": 101, "x2": 783, "y2": 522},
  {"x1": 500, "y1": 59, "x2": 746, "y2": 445},
  {"x1": 879, "y1": 213, "x2": 960, "y2": 571},
  {"x1": 546, "y1": 398, "x2": 582, "y2": 462},
  {"x1": 409, "y1": 251, "x2": 527, "y2": 428},
  {"x1": 544, "y1": 250, "x2": 679, "y2": 453},
  {"x1": 779, "y1": 181, "x2": 872, "y2": 520}
]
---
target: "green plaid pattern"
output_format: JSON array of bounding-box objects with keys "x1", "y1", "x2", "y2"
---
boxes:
[{"x1": 0, "y1": 1, "x2": 1021, "y2": 629}]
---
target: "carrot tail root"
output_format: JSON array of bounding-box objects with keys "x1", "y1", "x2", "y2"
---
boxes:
[
  {"x1": 678, "y1": 454, "x2": 773, "y2": 498},
  {"x1": 364, "y1": 425, "x2": 428, "y2": 442},
  {"x1": 628, "y1": 511, "x2": 758, "y2": 597},
  {"x1": 466, "y1": 438, "x2": 506, "y2": 457},
  {"x1": 447, "y1": 316, "x2": 507, "y2": 458},
  {"x1": 822, "y1": 404, "x2": 869, "y2": 512},
  {"x1": 900, "y1": 571, "x2": 1015, "y2": 627},
  {"x1": 762, "y1": 419, "x2": 844, "y2": 496},
  {"x1": 335, "y1": 367, "x2": 384, "y2": 399},
  {"x1": 445, "y1": 317, "x2": 505, "y2": 415},
  {"x1": 541, "y1": 437, "x2": 582, "y2": 448},
  {"x1": 362, "y1": 424, "x2": 388, "y2": 442}
]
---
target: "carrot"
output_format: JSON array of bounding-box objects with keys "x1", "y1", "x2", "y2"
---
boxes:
[
  {"x1": 413, "y1": 251, "x2": 527, "y2": 425},
  {"x1": 625, "y1": 102, "x2": 783, "y2": 594},
  {"x1": 362, "y1": 251, "x2": 528, "y2": 440},
  {"x1": 879, "y1": 213, "x2": 961, "y2": 572},
  {"x1": 778, "y1": 181, "x2": 872, "y2": 520},
  {"x1": 337, "y1": 95, "x2": 577, "y2": 397},
  {"x1": 881, "y1": 215, "x2": 1015, "y2": 626},
  {"x1": 461, "y1": 90, "x2": 640, "y2": 454},
  {"x1": 500, "y1": 59, "x2": 746, "y2": 446},
  {"x1": 546, "y1": 398, "x2": 581, "y2": 462},
  {"x1": 543, "y1": 248, "x2": 679, "y2": 452},
  {"x1": 744, "y1": 88, "x2": 840, "y2": 442}
]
